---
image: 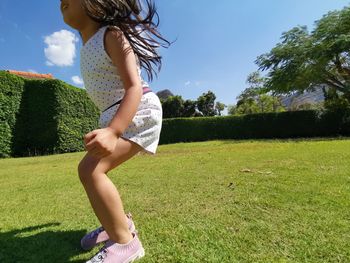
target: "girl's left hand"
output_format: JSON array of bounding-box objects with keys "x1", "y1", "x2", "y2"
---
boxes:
[{"x1": 84, "y1": 128, "x2": 119, "y2": 158}]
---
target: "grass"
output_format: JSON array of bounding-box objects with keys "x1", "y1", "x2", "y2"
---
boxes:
[{"x1": 0, "y1": 138, "x2": 350, "y2": 262}]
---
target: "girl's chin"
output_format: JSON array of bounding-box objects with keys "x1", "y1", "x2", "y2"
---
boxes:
[{"x1": 63, "y1": 18, "x2": 80, "y2": 30}]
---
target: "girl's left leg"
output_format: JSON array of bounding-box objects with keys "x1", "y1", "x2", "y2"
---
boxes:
[{"x1": 78, "y1": 137, "x2": 143, "y2": 244}]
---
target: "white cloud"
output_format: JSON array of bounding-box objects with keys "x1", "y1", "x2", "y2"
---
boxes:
[
  {"x1": 44, "y1": 30, "x2": 78, "y2": 67},
  {"x1": 28, "y1": 69, "x2": 38, "y2": 73},
  {"x1": 185, "y1": 80, "x2": 202, "y2": 87},
  {"x1": 72, "y1": 75, "x2": 84, "y2": 86}
]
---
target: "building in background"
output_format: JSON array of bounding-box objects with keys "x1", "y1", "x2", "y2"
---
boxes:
[{"x1": 6, "y1": 70, "x2": 54, "y2": 80}]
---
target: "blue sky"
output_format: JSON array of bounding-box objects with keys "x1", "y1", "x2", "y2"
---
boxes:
[{"x1": 0, "y1": 1, "x2": 349, "y2": 112}]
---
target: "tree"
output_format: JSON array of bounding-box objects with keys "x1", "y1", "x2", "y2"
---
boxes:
[
  {"x1": 215, "y1": 102, "x2": 226, "y2": 116},
  {"x1": 182, "y1": 99, "x2": 197, "y2": 117},
  {"x1": 160, "y1": 90, "x2": 225, "y2": 118},
  {"x1": 236, "y1": 71, "x2": 269, "y2": 104},
  {"x1": 227, "y1": 105, "x2": 236, "y2": 115},
  {"x1": 323, "y1": 86, "x2": 350, "y2": 112},
  {"x1": 256, "y1": 94, "x2": 284, "y2": 113},
  {"x1": 231, "y1": 71, "x2": 285, "y2": 115},
  {"x1": 161, "y1": 95, "x2": 184, "y2": 118},
  {"x1": 197, "y1": 91, "x2": 217, "y2": 116},
  {"x1": 256, "y1": 6, "x2": 350, "y2": 103},
  {"x1": 234, "y1": 98, "x2": 260, "y2": 115}
]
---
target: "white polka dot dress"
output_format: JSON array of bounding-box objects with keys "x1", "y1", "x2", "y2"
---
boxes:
[{"x1": 80, "y1": 26, "x2": 163, "y2": 154}]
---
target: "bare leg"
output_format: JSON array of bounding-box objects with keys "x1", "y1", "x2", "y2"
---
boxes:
[{"x1": 78, "y1": 137, "x2": 143, "y2": 244}]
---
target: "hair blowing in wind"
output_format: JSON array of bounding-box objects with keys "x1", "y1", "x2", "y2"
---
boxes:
[{"x1": 82, "y1": 0, "x2": 171, "y2": 81}]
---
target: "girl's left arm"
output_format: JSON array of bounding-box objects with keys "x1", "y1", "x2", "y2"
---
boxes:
[{"x1": 104, "y1": 28, "x2": 143, "y2": 137}]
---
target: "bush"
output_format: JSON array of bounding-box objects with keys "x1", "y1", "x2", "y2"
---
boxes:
[
  {"x1": 0, "y1": 71, "x2": 99, "y2": 157},
  {"x1": 55, "y1": 81, "x2": 100, "y2": 154},
  {"x1": 0, "y1": 72, "x2": 25, "y2": 157},
  {"x1": 12, "y1": 79, "x2": 100, "y2": 157},
  {"x1": 2, "y1": 71, "x2": 350, "y2": 157},
  {"x1": 159, "y1": 110, "x2": 350, "y2": 144}
]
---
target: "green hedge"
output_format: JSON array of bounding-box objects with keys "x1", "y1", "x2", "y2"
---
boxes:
[
  {"x1": 2, "y1": 70, "x2": 350, "y2": 157},
  {"x1": 12, "y1": 79, "x2": 60, "y2": 156},
  {"x1": 0, "y1": 72, "x2": 25, "y2": 157},
  {"x1": 159, "y1": 110, "x2": 350, "y2": 144},
  {"x1": 55, "y1": 81, "x2": 100, "y2": 154},
  {"x1": 0, "y1": 71, "x2": 99, "y2": 157}
]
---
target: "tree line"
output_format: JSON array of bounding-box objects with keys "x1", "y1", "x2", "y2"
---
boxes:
[{"x1": 160, "y1": 91, "x2": 226, "y2": 118}]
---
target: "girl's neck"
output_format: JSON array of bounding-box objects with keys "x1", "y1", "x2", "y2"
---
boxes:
[{"x1": 79, "y1": 23, "x2": 102, "y2": 45}]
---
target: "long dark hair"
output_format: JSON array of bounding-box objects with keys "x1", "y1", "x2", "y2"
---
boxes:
[{"x1": 82, "y1": 0, "x2": 170, "y2": 81}]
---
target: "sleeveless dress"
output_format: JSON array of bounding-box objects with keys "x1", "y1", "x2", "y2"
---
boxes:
[{"x1": 80, "y1": 26, "x2": 163, "y2": 154}]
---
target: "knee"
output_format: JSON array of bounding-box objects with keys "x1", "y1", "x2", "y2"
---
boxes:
[
  {"x1": 78, "y1": 154, "x2": 112, "y2": 185},
  {"x1": 78, "y1": 158, "x2": 97, "y2": 185}
]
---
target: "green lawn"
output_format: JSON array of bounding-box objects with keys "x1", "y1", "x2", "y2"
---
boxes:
[{"x1": 0, "y1": 139, "x2": 349, "y2": 263}]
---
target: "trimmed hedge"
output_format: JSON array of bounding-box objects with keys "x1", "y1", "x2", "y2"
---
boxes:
[
  {"x1": 2, "y1": 70, "x2": 350, "y2": 157},
  {"x1": 12, "y1": 79, "x2": 60, "y2": 156},
  {"x1": 0, "y1": 72, "x2": 25, "y2": 157},
  {"x1": 55, "y1": 81, "x2": 100, "y2": 154},
  {"x1": 0, "y1": 71, "x2": 99, "y2": 157},
  {"x1": 159, "y1": 110, "x2": 350, "y2": 145}
]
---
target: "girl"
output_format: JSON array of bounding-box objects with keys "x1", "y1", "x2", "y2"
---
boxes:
[{"x1": 60, "y1": 0, "x2": 169, "y2": 262}]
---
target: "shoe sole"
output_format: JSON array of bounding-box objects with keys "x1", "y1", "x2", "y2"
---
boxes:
[{"x1": 125, "y1": 247, "x2": 145, "y2": 263}]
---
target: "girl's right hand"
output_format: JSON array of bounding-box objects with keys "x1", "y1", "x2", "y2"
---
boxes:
[{"x1": 83, "y1": 128, "x2": 119, "y2": 159}]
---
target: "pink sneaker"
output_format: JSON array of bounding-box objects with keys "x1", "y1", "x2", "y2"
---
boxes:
[
  {"x1": 85, "y1": 232, "x2": 145, "y2": 263},
  {"x1": 81, "y1": 213, "x2": 136, "y2": 251}
]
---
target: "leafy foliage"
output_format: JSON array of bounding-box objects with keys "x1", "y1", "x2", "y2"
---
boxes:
[
  {"x1": 230, "y1": 72, "x2": 285, "y2": 115},
  {"x1": 160, "y1": 90, "x2": 225, "y2": 118},
  {"x1": 0, "y1": 71, "x2": 25, "y2": 157},
  {"x1": 182, "y1": 99, "x2": 197, "y2": 117},
  {"x1": 256, "y1": 6, "x2": 350, "y2": 104},
  {"x1": 161, "y1": 95, "x2": 185, "y2": 118},
  {"x1": 0, "y1": 71, "x2": 99, "y2": 157},
  {"x1": 160, "y1": 110, "x2": 350, "y2": 145},
  {"x1": 197, "y1": 91, "x2": 217, "y2": 116},
  {"x1": 215, "y1": 102, "x2": 226, "y2": 116}
]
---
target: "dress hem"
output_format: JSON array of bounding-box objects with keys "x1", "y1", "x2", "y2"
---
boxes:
[{"x1": 120, "y1": 136, "x2": 156, "y2": 155}]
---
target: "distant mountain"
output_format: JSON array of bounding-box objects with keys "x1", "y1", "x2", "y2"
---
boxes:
[
  {"x1": 280, "y1": 85, "x2": 327, "y2": 110},
  {"x1": 156, "y1": 89, "x2": 174, "y2": 100}
]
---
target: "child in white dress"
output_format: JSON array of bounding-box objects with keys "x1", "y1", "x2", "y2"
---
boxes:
[{"x1": 60, "y1": 0, "x2": 169, "y2": 262}]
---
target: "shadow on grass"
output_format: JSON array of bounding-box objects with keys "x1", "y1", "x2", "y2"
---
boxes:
[{"x1": 0, "y1": 223, "x2": 87, "y2": 263}]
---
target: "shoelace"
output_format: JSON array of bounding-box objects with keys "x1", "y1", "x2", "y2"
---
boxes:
[{"x1": 90, "y1": 247, "x2": 108, "y2": 263}]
